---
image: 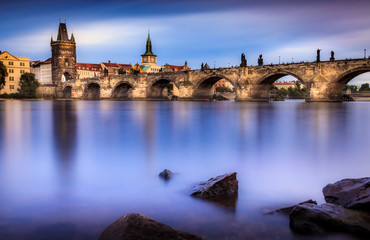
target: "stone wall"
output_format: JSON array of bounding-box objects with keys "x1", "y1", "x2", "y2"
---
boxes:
[{"x1": 36, "y1": 85, "x2": 56, "y2": 99}]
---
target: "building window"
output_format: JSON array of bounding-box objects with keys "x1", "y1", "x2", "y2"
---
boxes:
[
  {"x1": 9, "y1": 61, "x2": 14, "y2": 65},
  {"x1": 10, "y1": 85, "x2": 14, "y2": 89},
  {"x1": 20, "y1": 62, "x2": 25, "y2": 66},
  {"x1": 20, "y1": 70, "x2": 25, "y2": 74},
  {"x1": 9, "y1": 69, "x2": 14, "y2": 73},
  {"x1": 9, "y1": 77, "x2": 14, "y2": 81}
]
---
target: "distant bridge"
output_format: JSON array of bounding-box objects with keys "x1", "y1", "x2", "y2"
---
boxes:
[{"x1": 41, "y1": 58, "x2": 370, "y2": 102}]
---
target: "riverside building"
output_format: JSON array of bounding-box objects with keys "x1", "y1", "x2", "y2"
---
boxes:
[{"x1": 0, "y1": 51, "x2": 30, "y2": 94}]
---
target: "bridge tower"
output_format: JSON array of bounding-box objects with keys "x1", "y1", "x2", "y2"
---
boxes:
[
  {"x1": 51, "y1": 20, "x2": 77, "y2": 85},
  {"x1": 141, "y1": 32, "x2": 157, "y2": 66}
]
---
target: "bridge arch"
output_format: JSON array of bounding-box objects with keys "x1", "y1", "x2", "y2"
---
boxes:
[
  {"x1": 62, "y1": 86, "x2": 72, "y2": 98},
  {"x1": 112, "y1": 81, "x2": 134, "y2": 100},
  {"x1": 326, "y1": 67, "x2": 370, "y2": 100},
  {"x1": 147, "y1": 78, "x2": 180, "y2": 99},
  {"x1": 334, "y1": 67, "x2": 370, "y2": 84},
  {"x1": 254, "y1": 71, "x2": 307, "y2": 101},
  {"x1": 84, "y1": 82, "x2": 100, "y2": 100},
  {"x1": 257, "y1": 71, "x2": 305, "y2": 85},
  {"x1": 193, "y1": 75, "x2": 236, "y2": 99}
]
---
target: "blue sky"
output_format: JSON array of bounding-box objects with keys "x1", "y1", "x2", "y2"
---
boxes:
[{"x1": 1, "y1": 0, "x2": 370, "y2": 84}]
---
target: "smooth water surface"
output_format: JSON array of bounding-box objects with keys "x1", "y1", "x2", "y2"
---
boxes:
[{"x1": 0, "y1": 100, "x2": 369, "y2": 240}]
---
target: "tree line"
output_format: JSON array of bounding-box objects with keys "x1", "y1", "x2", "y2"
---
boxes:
[{"x1": 344, "y1": 83, "x2": 370, "y2": 92}]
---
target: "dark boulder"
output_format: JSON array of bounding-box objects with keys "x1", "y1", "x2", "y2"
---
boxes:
[
  {"x1": 190, "y1": 172, "x2": 238, "y2": 199},
  {"x1": 99, "y1": 213, "x2": 205, "y2": 240},
  {"x1": 290, "y1": 203, "x2": 370, "y2": 236},
  {"x1": 159, "y1": 169, "x2": 173, "y2": 180},
  {"x1": 264, "y1": 199, "x2": 317, "y2": 215},
  {"x1": 323, "y1": 177, "x2": 370, "y2": 211}
]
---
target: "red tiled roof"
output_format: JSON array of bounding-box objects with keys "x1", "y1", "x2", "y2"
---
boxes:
[
  {"x1": 102, "y1": 62, "x2": 132, "y2": 70},
  {"x1": 30, "y1": 58, "x2": 52, "y2": 67},
  {"x1": 117, "y1": 64, "x2": 132, "y2": 70},
  {"x1": 167, "y1": 64, "x2": 190, "y2": 71},
  {"x1": 76, "y1": 62, "x2": 102, "y2": 71}
]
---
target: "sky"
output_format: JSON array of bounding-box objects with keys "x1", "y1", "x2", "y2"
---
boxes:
[{"x1": 1, "y1": 0, "x2": 370, "y2": 84}]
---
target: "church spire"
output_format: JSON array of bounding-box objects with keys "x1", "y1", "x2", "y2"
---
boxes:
[{"x1": 142, "y1": 30, "x2": 156, "y2": 56}]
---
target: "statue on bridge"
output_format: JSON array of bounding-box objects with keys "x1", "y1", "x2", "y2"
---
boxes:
[
  {"x1": 258, "y1": 54, "x2": 263, "y2": 66},
  {"x1": 104, "y1": 68, "x2": 108, "y2": 77},
  {"x1": 316, "y1": 49, "x2": 321, "y2": 62},
  {"x1": 204, "y1": 63, "x2": 210, "y2": 70},
  {"x1": 330, "y1": 51, "x2": 335, "y2": 62},
  {"x1": 240, "y1": 53, "x2": 247, "y2": 67},
  {"x1": 201, "y1": 63, "x2": 204, "y2": 71}
]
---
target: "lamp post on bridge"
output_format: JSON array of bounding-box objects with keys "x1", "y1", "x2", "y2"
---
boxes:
[
  {"x1": 279, "y1": 56, "x2": 280, "y2": 65},
  {"x1": 365, "y1": 49, "x2": 367, "y2": 59}
]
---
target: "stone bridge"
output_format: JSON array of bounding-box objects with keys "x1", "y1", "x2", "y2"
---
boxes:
[{"x1": 51, "y1": 58, "x2": 370, "y2": 101}]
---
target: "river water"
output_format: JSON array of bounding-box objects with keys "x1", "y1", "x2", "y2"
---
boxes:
[{"x1": 0, "y1": 100, "x2": 369, "y2": 240}]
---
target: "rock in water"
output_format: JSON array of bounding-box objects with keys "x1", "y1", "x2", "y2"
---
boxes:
[
  {"x1": 99, "y1": 213, "x2": 205, "y2": 240},
  {"x1": 190, "y1": 172, "x2": 238, "y2": 199},
  {"x1": 323, "y1": 177, "x2": 370, "y2": 210},
  {"x1": 290, "y1": 203, "x2": 370, "y2": 236},
  {"x1": 159, "y1": 169, "x2": 173, "y2": 180},
  {"x1": 264, "y1": 199, "x2": 317, "y2": 215}
]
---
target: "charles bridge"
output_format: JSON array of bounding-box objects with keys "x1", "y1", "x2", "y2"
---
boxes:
[{"x1": 41, "y1": 58, "x2": 370, "y2": 102}]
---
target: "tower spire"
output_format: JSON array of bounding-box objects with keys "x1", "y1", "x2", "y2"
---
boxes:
[{"x1": 142, "y1": 31, "x2": 155, "y2": 56}]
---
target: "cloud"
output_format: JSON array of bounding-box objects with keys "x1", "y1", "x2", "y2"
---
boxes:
[{"x1": 1, "y1": 5, "x2": 369, "y2": 68}]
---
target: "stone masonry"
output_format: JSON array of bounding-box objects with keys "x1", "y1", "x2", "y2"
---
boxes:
[{"x1": 49, "y1": 58, "x2": 370, "y2": 102}]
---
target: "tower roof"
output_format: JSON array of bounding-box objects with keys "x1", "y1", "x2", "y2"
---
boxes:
[
  {"x1": 141, "y1": 32, "x2": 156, "y2": 57},
  {"x1": 57, "y1": 23, "x2": 69, "y2": 41},
  {"x1": 52, "y1": 22, "x2": 75, "y2": 43}
]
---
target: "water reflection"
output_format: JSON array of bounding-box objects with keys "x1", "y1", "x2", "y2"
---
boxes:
[
  {"x1": 53, "y1": 101, "x2": 77, "y2": 164},
  {"x1": 0, "y1": 100, "x2": 370, "y2": 240}
]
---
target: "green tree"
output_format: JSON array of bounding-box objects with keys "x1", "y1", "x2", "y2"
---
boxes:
[
  {"x1": 0, "y1": 61, "x2": 8, "y2": 90},
  {"x1": 278, "y1": 88, "x2": 289, "y2": 97},
  {"x1": 295, "y1": 81, "x2": 301, "y2": 89},
  {"x1": 344, "y1": 85, "x2": 358, "y2": 92},
  {"x1": 18, "y1": 73, "x2": 40, "y2": 98},
  {"x1": 360, "y1": 83, "x2": 370, "y2": 91},
  {"x1": 118, "y1": 68, "x2": 126, "y2": 75}
]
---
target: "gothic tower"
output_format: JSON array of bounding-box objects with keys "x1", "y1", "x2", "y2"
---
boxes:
[
  {"x1": 141, "y1": 32, "x2": 157, "y2": 66},
  {"x1": 51, "y1": 21, "x2": 77, "y2": 85}
]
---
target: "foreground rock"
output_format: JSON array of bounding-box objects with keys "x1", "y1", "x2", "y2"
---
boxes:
[
  {"x1": 190, "y1": 172, "x2": 238, "y2": 199},
  {"x1": 323, "y1": 177, "x2": 370, "y2": 211},
  {"x1": 264, "y1": 199, "x2": 317, "y2": 215},
  {"x1": 99, "y1": 213, "x2": 204, "y2": 240},
  {"x1": 159, "y1": 169, "x2": 173, "y2": 180},
  {"x1": 290, "y1": 203, "x2": 370, "y2": 236}
]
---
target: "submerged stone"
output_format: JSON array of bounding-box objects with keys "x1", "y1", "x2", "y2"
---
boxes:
[
  {"x1": 290, "y1": 203, "x2": 370, "y2": 236},
  {"x1": 98, "y1": 213, "x2": 205, "y2": 240},
  {"x1": 264, "y1": 199, "x2": 317, "y2": 215},
  {"x1": 190, "y1": 172, "x2": 238, "y2": 199},
  {"x1": 159, "y1": 169, "x2": 173, "y2": 180}
]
